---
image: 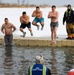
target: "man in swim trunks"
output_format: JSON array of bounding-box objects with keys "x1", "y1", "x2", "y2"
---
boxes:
[
  {"x1": 32, "y1": 6, "x2": 44, "y2": 30},
  {"x1": 1, "y1": 18, "x2": 16, "y2": 45},
  {"x1": 20, "y1": 11, "x2": 33, "y2": 37},
  {"x1": 48, "y1": 5, "x2": 59, "y2": 45}
]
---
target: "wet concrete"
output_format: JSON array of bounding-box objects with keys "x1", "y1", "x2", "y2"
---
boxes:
[{"x1": 0, "y1": 46, "x2": 74, "y2": 75}]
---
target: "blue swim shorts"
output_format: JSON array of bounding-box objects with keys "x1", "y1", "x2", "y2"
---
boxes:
[{"x1": 33, "y1": 17, "x2": 44, "y2": 23}]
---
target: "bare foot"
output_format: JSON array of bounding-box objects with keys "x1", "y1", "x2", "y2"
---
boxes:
[{"x1": 50, "y1": 40, "x2": 56, "y2": 45}]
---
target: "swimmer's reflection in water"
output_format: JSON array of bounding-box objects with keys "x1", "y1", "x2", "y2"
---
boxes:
[{"x1": 3, "y1": 45, "x2": 14, "y2": 75}]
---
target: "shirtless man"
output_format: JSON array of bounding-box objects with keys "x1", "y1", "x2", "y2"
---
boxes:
[
  {"x1": 20, "y1": 11, "x2": 33, "y2": 37},
  {"x1": 48, "y1": 5, "x2": 59, "y2": 45},
  {"x1": 1, "y1": 18, "x2": 16, "y2": 45},
  {"x1": 32, "y1": 6, "x2": 44, "y2": 30}
]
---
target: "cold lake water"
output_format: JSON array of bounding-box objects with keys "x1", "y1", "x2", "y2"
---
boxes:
[{"x1": 0, "y1": 45, "x2": 74, "y2": 75}]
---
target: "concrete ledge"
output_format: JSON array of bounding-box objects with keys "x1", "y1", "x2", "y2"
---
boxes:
[{"x1": 0, "y1": 36, "x2": 74, "y2": 47}]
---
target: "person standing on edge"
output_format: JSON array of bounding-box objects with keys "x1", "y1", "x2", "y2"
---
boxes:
[
  {"x1": 32, "y1": 6, "x2": 44, "y2": 30},
  {"x1": 20, "y1": 11, "x2": 33, "y2": 37},
  {"x1": 63, "y1": 4, "x2": 74, "y2": 39},
  {"x1": 28, "y1": 55, "x2": 51, "y2": 75},
  {"x1": 48, "y1": 5, "x2": 59, "y2": 45},
  {"x1": 1, "y1": 18, "x2": 16, "y2": 45}
]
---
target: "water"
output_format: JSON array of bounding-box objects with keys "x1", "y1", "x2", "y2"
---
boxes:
[{"x1": 0, "y1": 45, "x2": 74, "y2": 75}]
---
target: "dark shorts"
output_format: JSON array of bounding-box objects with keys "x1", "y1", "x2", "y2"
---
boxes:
[
  {"x1": 50, "y1": 22, "x2": 59, "y2": 27},
  {"x1": 20, "y1": 22, "x2": 31, "y2": 29},
  {"x1": 4, "y1": 34, "x2": 13, "y2": 45}
]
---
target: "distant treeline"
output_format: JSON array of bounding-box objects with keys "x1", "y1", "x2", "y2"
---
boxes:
[{"x1": 0, "y1": 3, "x2": 72, "y2": 8}]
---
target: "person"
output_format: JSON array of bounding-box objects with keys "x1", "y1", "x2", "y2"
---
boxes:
[
  {"x1": 1, "y1": 18, "x2": 16, "y2": 45},
  {"x1": 20, "y1": 11, "x2": 33, "y2": 37},
  {"x1": 32, "y1": 6, "x2": 44, "y2": 30},
  {"x1": 48, "y1": 5, "x2": 59, "y2": 45},
  {"x1": 63, "y1": 4, "x2": 74, "y2": 39},
  {"x1": 28, "y1": 55, "x2": 51, "y2": 75}
]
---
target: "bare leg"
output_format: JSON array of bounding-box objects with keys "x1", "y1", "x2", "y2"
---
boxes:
[
  {"x1": 32, "y1": 21, "x2": 39, "y2": 30},
  {"x1": 54, "y1": 27, "x2": 58, "y2": 39},
  {"x1": 51, "y1": 27, "x2": 58, "y2": 44},
  {"x1": 51, "y1": 27, "x2": 56, "y2": 45},
  {"x1": 20, "y1": 28, "x2": 26, "y2": 37},
  {"x1": 28, "y1": 28, "x2": 33, "y2": 36},
  {"x1": 40, "y1": 22, "x2": 44, "y2": 30}
]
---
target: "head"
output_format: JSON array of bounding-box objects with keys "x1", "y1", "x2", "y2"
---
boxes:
[
  {"x1": 22, "y1": 11, "x2": 26, "y2": 17},
  {"x1": 36, "y1": 6, "x2": 40, "y2": 12},
  {"x1": 4, "y1": 18, "x2": 9, "y2": 24},
  {"x1": 52, "y1": 5, "x2": 56, "y2": 11},
  {"x1": 67, "y1": 4, "x2": 71, "y2": 10},
  {"x1": 35, "y1": 55, "x2": 44, "y2": 65}
]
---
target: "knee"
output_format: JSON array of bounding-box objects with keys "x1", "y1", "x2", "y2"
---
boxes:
[
  {"x1": 20, "y1": 28, "x2": 23, "y2": 31},
  {"x1": 52, "y1": 29, "x2": 56, "y2": 34},
  {"x1": 28, "y1": 28, "x2": 31, "y2": 31},
  {"x1": 32, "y1": 21, "x2": 36, "y2": 25},
  {"x1": 40, "y1": 22, "x2": 44, "y2": 26}
]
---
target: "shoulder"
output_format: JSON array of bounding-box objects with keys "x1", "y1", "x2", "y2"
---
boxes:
[
  {"x1": 28, "y1": 65, "x2": 34, "y2": 70},
  {"x1": 56, "y1": 11, "x2": 59, "y2": 13},
  {"x1": 38, "y1": 10, "x2": 42, "y2": 14},
  {"x1": 71, "y1": 10, "x2": 74, "y2": 13},
  {"x1": 2, "y1": 23, "x2": 5, "y2": 26},
  {"x1": 43, "y1": 66, "x2": 50, "y2": 71},
  {"x1": 26, "y1": 15, "x2": 29, "y2": 17},
  {"x1": 20, "y1": 16, "x2": 23, "y2": 18},
  {"x1": 2, "y1": 23, "x2": 5, "y2": 27},
  {"x1": 49, "y1": 11, "x2": 52, "y2": 13},
  {"x1": 26, "y1": 15, "x2": 29, "y2": 18},
  {"x1": 9, "y1": 22, "x2": 14, "y2": 26},
  {"x1": 33, "y1": 10, "x2": 36, "y2": 13}
]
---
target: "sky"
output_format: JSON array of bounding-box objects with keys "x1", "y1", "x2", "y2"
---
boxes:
[{"x1": 1, "y1": 0, "x2": 74, "y2": 6}]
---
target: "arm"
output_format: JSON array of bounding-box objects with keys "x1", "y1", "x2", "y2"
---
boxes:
[
  {"x1": 63, "y1": 12, "x2": 66, "y2": 25},
  {"x1": 48, "y1": 12, "x2": 51, "y2": 18},
  {"x1": 20, "y1": 16, "x2": 29, "y2": 23},
  {"x1": 24, "y1": 16, "x2": 30, "y2": 23},
  {"x1": 53, "y1": 11, "x2": 59, "y2": 19},
  {"x1": 20, "y1": 16, "x2": 27, "y2": 23},
  {"x1": 46, "y1": 68, "x2": 52, "y2": 75},
  {"x1": 48, "y1": 12, "x2": 55, "y2": 18},
  {"x1": 39, "y1": 11, "x2": 42, "y2": 17},
  {"x1": 36, "y1": 11, "x2": 42, "y2": 18},
  {"x1": 1, "y1": 25, "x2": 5, "y2": 34},
  {"x1": 32, "y1": 11, "x2": 36, "y2": 17},
  {"x1": 12, "y1": 24, "x2": 16, "y2": 32},
  {"x1": 20, "y1": 16, "x2": 23, "y2": 23},
  {"x1": 72, "y1": 10, "x2": 74, "y2": 24}
]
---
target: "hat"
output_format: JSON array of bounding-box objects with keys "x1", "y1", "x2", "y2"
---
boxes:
[
  {"x1": 70, "y1": 69, "x2": 74, "y2": 71},
  {"x1": 35, "y1": 55, "x2": 44, "y2": 64},
  {"x1": 67, "y1": 4, "x2": 71, "y2": 7}
]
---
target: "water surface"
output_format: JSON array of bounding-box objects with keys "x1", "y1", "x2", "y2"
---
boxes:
[{"x1": 0, "y1": 46, "x2": 74, "y2": 75}]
